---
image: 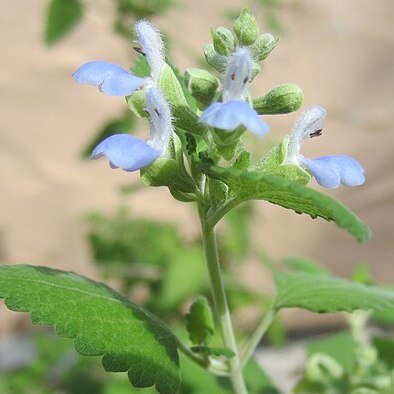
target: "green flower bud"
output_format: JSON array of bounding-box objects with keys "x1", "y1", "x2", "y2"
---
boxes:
[
  {"x1": 250, "y1": 33, "x2": 278, "y2": 61},
  {"x1": 184, "y1": 68, "x2": 219, "y2": 105},
  {"x1": 211, "y1": 27, "x2": 236, "y2": 56},
  {"x1": 203, "y1": 43, "x2": 228, "y2": 73},
  {"x1": 251, "y1": 61, "x2": 261, "y2": 79},
  {"x1": 253, "y1": 84, "x2": 304, "y2": 115},
  {"x1": 233, "y1": 8, "x2": 259, "y2": 46}
]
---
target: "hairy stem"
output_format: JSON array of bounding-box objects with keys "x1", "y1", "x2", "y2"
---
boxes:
[{"x1": 200, "y1": 220, "x2": 248, "y2": 394}]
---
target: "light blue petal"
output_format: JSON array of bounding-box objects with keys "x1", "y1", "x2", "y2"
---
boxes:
[
  {"x1": 72, "y1": 61, "x2": 146, "y2": 96},
  {"x1": 91, "y1": 134, "x2": 161, "y2": 172},
  {"x1": 99, "y1": 72, "x2": 147, "y2": 96},
  {"x1": 199, "y1": 100, "x2": 269, "y2": 136},
  {"x1": 302, "y1": 155, "x2": 365, "y2": 189}
]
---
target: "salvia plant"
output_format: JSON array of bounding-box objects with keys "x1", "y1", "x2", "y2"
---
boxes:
[{"x1": 3, "y1": 9, "x2": 394, "y2": 394}]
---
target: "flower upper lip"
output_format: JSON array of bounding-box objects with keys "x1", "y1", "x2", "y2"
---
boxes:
[
  {"x1": 285, "y1": 106, "x2": 365, "y2": 189},
  {"x1": 72, "y1": 21, "x2": 165, "y2": 96},
  {"x1": 199, "y1": 47, "x2": 269, "y2": 137}
]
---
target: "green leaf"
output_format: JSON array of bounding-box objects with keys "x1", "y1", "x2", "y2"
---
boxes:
[
  {"x1": 0, "y1": 265, "x2": 180, "y2": 393},
  {"x1": 284, "y1": 256, "x2": 331, "y2": 276},
  {"x1": 201, "y1": 164, "x2": 370, "y2": 242},
  {"x1": 186, "y1": 296, "x2": 215, "y2": 345},
  {"x1": 45, "y1": 0, "x2": 83, "y2": 45},
  {"x1": 274, "y1": 271, "x2": 394, "y2": 314}
]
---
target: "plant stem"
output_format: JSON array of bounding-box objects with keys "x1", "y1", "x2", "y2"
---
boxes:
[
  {"x1": 240, "y1": 304, "x2": 276, "y2": 368},
  {"x1": 206, "y1": 197, "x2": 241, "y2": 228},
  {"x1": 201, "y1": 221, "x2": 248, "y2": 394}
]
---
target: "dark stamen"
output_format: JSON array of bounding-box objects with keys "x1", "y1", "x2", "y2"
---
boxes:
[
  {"x1": 133, "y1": 47, "x2": 146, "y2": 56},
  {"x1": 154, "y1": 108, "x2": 160, "y2": 117},
  {"x1": 310, "y1": 128, "x2": 323, "y2": 138},
  {"x1": 230, "y1": 73, "x2": 236, "y2": 81},
  {"x1": 243, "y1": 76, "x2": 249, "y2": 84}
]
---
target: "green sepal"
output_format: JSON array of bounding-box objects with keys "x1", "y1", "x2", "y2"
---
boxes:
[
  {"x1": 184, "y1": 68, "x2": 219, "y2": 106},
  {"x1": 169, "y1": 188, "x2": 198, "y2": 203},
  {"x1": 159, "y1": 63, "x2": 207, "y2": 134},
  {"x1": 191, "y1": 346, "x2": 235, "y2": 359},
  {"x1": 250, "y1": 33, "x2": 278, "y2": 62},
  {"x1": 232, "y1": 150, "x2": 251, "y2": 170},
  {"x1": 253, "y1": 83, "x2": 304, "y2": 115},
  {"x1": 126, "y1": 89, "x2": 147, "y2": 118},
  {"x1": 212, "y1": 125, "x2": 245, "y2": 147},
  {"x1": 253, "y1": 137, "x2": 311, "y2": 184},
  {"x1": 141, "y1": 157, "x2": 197, "y2": 193},
  {"x1": 218, "y1": 140, "x2": 242, "y2": 161},
  {"x1": 211, "y1": 27, "x2": 236, "y2": 56},
  {"x1": 186, "y1": 296, "x2": 215, "y2": 345},
  {"x1": 203, "y1": 43, "x2": 228, "y2": 73},
  {"x1": 233, "y1": 8, "x2": 259, "y2": 46}
]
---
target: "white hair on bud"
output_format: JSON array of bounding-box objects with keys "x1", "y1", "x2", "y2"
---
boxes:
[{"x1": 135, "y1": 21, "x2": 165, "y2": 83}]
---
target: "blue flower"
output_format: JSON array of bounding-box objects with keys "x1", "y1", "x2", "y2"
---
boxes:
[
  {"x1": 91, "y1": 88, "x2": 173, "y2": 171},
  {"x1": 73, "y1": 21, "x2": 165, "y2": 96},
  {"x1": 285, "y1": 106, "x2": 365, "y2": 189},
  {"x1": 72, "y1": 61, "x2": 147, "y2": 96},
  {"x1": 199, "y1": 47, "x2": 268, "y2": 136}
]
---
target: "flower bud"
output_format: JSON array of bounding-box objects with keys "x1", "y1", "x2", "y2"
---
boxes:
[
  {"x1": 184, "y1": 68, "x2": 219, "y2": 105},
  {"x1": 211, "y1": 27, "x2": 236, "y2": 56},
  {"x1": 233, "y1": 8, "x2": 259, "y2": 46},
  {"x1": 253, "y1": 84, "x2": 304, "y2": 115},
  {"x1": 203, "y1": 43, "x2": 228, "y2": 73},
  {"x1": 250, "y1": 33, "x2": 278, "y2": 61},
  {"x1": 251, "y1": 61, "x2": 261, "y2": 79}
]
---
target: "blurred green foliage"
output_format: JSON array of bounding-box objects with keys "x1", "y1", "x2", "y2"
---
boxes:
[
  {"x1": 0, "y1": 332, "x2": 276, "y2": 394},
  {"x1": 83, "y1": 204, "x2": 266, "y2": 322},
  {"x1": 45, "y1": 0, "x2": 83, "y2": 45},
  {"x1": 44, "y1": 0, "x2": 173, "y2": 45}
]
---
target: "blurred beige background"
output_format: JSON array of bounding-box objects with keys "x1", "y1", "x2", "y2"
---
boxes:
[{"x1": 1, "y1": 0, "x2": 393, "y2": 332}]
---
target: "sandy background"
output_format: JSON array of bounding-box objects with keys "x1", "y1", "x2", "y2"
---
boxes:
[{"x1": 1, "y1": 0, "x2": 393, "y2": 333}]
